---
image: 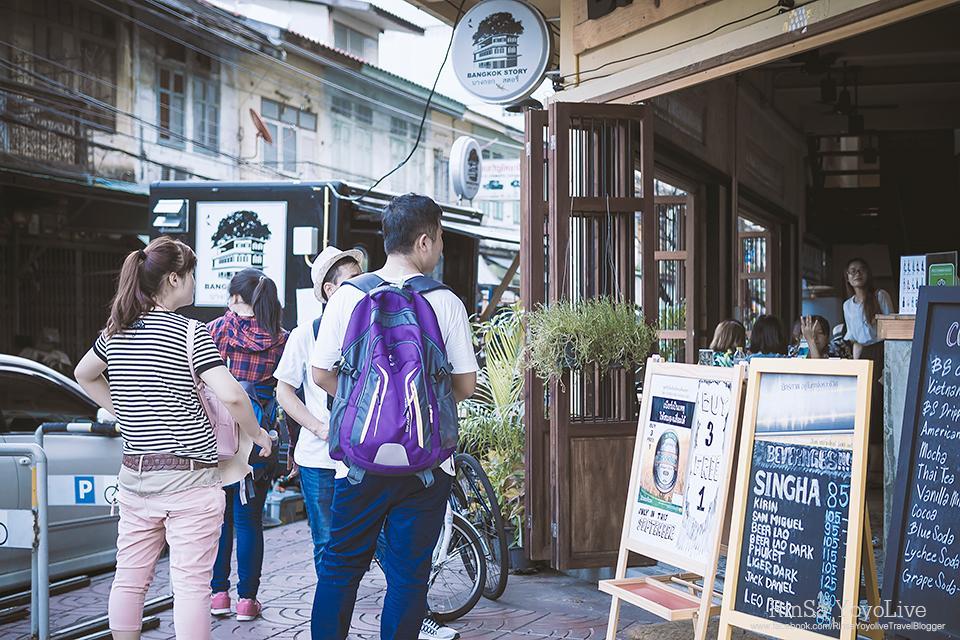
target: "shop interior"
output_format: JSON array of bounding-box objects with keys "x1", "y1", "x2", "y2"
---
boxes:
[{"x1": 655, "y1": 4, "x2": 960, "y2": 340}]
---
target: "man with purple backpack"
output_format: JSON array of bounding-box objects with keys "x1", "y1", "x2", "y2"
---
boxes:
[{"x1": 310, "y1": 194, "x2": 477, "y2": 639}]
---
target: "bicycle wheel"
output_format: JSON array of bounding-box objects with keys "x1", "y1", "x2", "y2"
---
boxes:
[
  {"x1": 428, "y1": 511, "x2": 486, "y2": 623},
  {"x1": 454, "y1": 452, "x2": 510, "y2": 600}
]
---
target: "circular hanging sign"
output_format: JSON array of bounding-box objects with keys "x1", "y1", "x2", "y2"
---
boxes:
[
  {"x1": 452, "y1": 0, "x2": 552, "y2": 105},
  {"x1": 450, "y1": 136, "x2": 482, "y2": 201}
]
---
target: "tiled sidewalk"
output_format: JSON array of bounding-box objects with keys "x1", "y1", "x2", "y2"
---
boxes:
[{"x1": 1, "y1": 520, "x2": 660, "y2": 640}]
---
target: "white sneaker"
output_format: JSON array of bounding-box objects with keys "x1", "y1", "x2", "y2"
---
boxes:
[{"x1": 419, "y1": 616, "x2": 459, "y2": 640}]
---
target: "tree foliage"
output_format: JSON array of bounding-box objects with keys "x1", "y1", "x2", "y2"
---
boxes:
[
  {"x1": 473, "y1": 12, "x2": 524, "y2": 44},
  {"x1": 211, "y1": 210, "x2": 272, "y2": 245}
]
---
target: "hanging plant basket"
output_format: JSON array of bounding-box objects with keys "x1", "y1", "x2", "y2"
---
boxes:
[{"x1": 525, "y1": 298, "x2": 657, "y2": 383}]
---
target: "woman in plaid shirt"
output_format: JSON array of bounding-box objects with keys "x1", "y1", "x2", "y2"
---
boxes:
[{"x1": 206, "y1": 268, "x2": 289, "y2": 622}]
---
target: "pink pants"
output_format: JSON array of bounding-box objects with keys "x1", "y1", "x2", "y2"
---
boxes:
[{"x1": 109, "y1": 485, "x2": 225, "y2": 638}]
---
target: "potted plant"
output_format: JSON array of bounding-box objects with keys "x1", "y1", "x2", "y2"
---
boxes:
[{"x1": 525, "y1": 298, "x2": 657, "y2": 381}]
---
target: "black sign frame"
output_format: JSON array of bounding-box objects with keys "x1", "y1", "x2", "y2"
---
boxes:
[{"x1": 883, "y1": 286, "x2": 960, "y2": 640}]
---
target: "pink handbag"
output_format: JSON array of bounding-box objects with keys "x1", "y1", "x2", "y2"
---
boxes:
[{"x1": 186, "y1": 319, "x2": 240, "y2": 460}]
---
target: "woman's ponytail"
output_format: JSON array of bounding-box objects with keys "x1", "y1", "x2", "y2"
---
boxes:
[
  {"x1": 228, "y1": 269, "x2": 283, "y2": 337},
  {"x1": 105, "y1": 238, "x2": 197, "y2": 336}
]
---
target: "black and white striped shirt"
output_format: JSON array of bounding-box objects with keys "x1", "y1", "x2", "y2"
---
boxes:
[{"x1": 94, "y1": 311, "x2": 225, "y2": 462}]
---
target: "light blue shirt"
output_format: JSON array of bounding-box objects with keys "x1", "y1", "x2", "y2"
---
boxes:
[{"x1": 843, "y1": 290, "x2": 894, "y2": 346}]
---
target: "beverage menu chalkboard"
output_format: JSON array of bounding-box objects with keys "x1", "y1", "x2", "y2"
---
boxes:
[
  {"x1": 735, "y1": 440, "x2": 853, "y2": 637},
  {"x1": 884, "y1": 287, "x2": 960, "y2": 640},
  {"x1": 719, "y1": 360, "x2": 872, "y2": 640}
]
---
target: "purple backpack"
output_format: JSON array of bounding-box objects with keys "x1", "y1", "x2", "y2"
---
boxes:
[{"x1": 329, "y1": 273, "x2": 459, "y2": 485}]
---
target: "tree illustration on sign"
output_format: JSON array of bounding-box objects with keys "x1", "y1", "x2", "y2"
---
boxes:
[
  {"x1": 472, "y1": 12, "x2": 524, "y2": 70},
  {"x1": 473, "y1": 12, "x2": 524, "y2": 44},
  {"x1": 210, "y1": 210, "x2": 272, "y2": 279},
  {"x1": 211, "y1": 210, "x2": 272, "y2": 245}
]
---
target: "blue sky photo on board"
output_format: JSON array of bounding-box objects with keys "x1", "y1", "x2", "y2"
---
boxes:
[{"x1": 755, "y1": 373, "x2": 857, "y2": 435}]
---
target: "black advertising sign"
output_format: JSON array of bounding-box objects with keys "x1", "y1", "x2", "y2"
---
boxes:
[
  {"x1": 719, "y1": 359, "x2": 873, "y2": 640},
  {"x1": 884, "y1": 286, "x2": 960, "y2": 640},
  {"x1": 735, "y1": 440, "x2": 854, "y2": 636}
]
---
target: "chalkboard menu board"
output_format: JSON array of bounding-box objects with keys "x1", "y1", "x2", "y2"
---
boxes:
[
  {"x1": 884, "y1": 287, "x2": 960, "y2": 640},
  {"x1": 719, "y1": 359, "x2": 873, "y2": 640}
]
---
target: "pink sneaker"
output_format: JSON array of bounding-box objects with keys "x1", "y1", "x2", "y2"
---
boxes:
[
  {"x1": 235, "y1": 598, "x2": 262, "y2": 621},
  {"x1": 210, "y1": 592, "x2": 231, "y2": 616}
]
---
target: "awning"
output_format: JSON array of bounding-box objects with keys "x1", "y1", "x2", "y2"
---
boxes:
[{"x1": 441, "y1": 219, "x2": 521, "y2": 246}]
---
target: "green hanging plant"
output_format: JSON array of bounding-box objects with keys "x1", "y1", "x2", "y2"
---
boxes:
[{"x1": 525, "y1": 298, "x2": 658, "y2": 382}]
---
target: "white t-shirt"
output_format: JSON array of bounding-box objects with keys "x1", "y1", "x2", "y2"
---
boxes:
[
  {"x1": 274, "y1": 321, "x2": 337, "y2": 469},
  {"x1": 311, "y1": 272, "x2": 478, "y2": 479},
  {"x1": 843, "y1": 289, "x2": 894, "y2": 346}
]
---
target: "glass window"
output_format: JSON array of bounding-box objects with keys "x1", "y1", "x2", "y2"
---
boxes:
[
  {"x1": 334, "y1": 21, "x2": 374, "y2": 59},
  {"x1": 279, "y1": 104, "x2": 298, "y2": 126},
  {"x1": 300, "y1": 110, "x2": 317, "y2": 131},
  {"x1": 158, "y1": 64, "x2": 185, "y2": 147},
  {"x1": 192, "y1": 76, "x2": 219, "y2": 154},
  {"x1": 263, "y1": 122, "x2": 278, "y2": 167},
  {"x1": 282, "y1": 126, "x2": 297, "y2": 172},
  {"x1": 355, "y1": 105, "x2": 373, "y2": 126},
  {"x1": 0, "y1": 372, "x2": 96, "y2": 433},
  {"x1": 332, "y1": 96, "x2": 352, "y2": 117},
  {"x1": 261, "y1": 98, "x2": 279, "y2": 120},
  {"x1": 390, "y1": 117, "x2": 408, "y2": 137}
]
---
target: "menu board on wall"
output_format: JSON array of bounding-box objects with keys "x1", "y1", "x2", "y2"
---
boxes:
[
  {"x1": 883, "y1": 286, "x2": 960, "y2": 640},
  {"x1": 719, "y1": 359, "x2": 872, "y2": 640}
]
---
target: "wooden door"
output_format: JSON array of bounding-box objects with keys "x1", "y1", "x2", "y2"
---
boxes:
[
  {"x1": 520, "y1": 108, "x2": 551, "y2": 562},
  {"x1": 736, "y1": 214, "x2": 776, "y2": 329},
  {"x1": 546, "y1": 102, "x2": 654, "y2": 569},
  {"x1": 653, "y1": 183, "x2": 696, "y2": 363}
]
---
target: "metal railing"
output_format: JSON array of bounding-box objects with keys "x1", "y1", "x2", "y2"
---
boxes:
[{"x1": 0, "y1": 443, "x2": 49, "y2": 640}]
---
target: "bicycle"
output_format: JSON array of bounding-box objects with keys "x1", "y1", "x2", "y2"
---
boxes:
[
  {"x1": 427, "y1": 501, "x2": 487, "y2": 622},
  {"x1": 451, "y1": 452, "x2": 510, "y2": 600}
]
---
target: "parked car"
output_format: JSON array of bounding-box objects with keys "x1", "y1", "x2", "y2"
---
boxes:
[{"x1": 0, "y1": 355, "x2": 122, "y2": 593}]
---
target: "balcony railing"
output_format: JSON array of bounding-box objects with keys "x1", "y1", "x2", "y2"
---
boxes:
[{"x1": 0, "y1": 90, "x2": 90, "y2": 172}]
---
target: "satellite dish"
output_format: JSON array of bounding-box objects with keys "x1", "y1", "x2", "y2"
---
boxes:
[{"x1": 249, "y1": 108, "x2": 273, "y2": 144}]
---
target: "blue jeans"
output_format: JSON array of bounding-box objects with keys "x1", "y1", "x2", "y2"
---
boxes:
[
  {"x1": 299, "y1": 466, "x2": 336, "y2": 576},
  {"x1": 211, "y1": 479, "x2": 269, "y2": 599},
  {"x1": 311, "y1": 472, "x2": 452, "y2": 640}
]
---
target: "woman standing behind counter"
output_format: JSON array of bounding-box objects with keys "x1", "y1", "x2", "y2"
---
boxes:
[{"x1": 842, "y1": 257, "x2": 894, "y2": 483}]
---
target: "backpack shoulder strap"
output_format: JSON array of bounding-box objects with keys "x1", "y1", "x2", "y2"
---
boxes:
[
  {"x1": 344, "y1": 272, "x2": 386, "y2": 294},
  {"x1": 185, "y1": 319, "x2": 199, "y2": 384},
  {"x1": 404, "y1": 275, "x2": 448, "y2": 295}
]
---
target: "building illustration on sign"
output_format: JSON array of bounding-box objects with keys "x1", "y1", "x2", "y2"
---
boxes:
[
  {"x1": 472, "y1": 12, "x2": 524, "y2": 69},
  {"x1": 210, "y1": 210, "x2": 272, "y2": 280}
]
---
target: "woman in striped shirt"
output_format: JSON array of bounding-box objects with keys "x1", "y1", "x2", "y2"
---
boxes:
[{"x1": 74, "y1": 237, "x2": 273, "y2": 640}]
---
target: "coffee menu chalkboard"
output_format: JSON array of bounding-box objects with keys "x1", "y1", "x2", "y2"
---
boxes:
[
  {"x1": 719, "y1": 359, "x2": 873, "y2": 640},
  {"x1": 884, "y1": 287, "x2": 960, "y2": 640}
]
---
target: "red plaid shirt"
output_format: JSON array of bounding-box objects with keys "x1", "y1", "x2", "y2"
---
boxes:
[{"x1": 207, "y1": 312, "x2": 289, "y2": 386}]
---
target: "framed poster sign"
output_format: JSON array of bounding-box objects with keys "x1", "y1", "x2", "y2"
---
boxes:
[
  {"x1": 883, "y1": 286, "x2": 960, "y2": 640},
  {"x1": 194, "y1": 201, "x2": 288, "y2": 307},
  {"x1": 718, "y1": 358, "x2": 873, "y2": 640},
  {"x1": 602, "y1": 359, "x2": 746, "y2": 640}
]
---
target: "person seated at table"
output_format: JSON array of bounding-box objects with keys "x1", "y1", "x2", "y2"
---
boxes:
[
  {"x1": 708, "y1": 319, "x2": 746, "y2": 367},
  {"x1": 788, "y1": 315, "x2": 831, "y2": 359},
  {"x1": 747, "y1": 315, "x2": 788, "y2": 360}
]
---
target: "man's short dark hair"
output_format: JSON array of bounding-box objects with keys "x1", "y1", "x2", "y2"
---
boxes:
[
  {"x1": 323, "y1": 256, "x2": 359, "y2": 289},
  {"x1": 382, "y1": 194, "x2": 442, "y2": 255}
]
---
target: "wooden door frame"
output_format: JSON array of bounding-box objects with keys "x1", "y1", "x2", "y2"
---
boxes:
[
  {"x1": 735, "y1": 207, "x2": 779, "y2": 328},
  {"x1": 520, "y1": 108, "x2": 551, "y2": 562},
  {"x1": 653, "y1": 171, "x2": 699, "y2": 363}
]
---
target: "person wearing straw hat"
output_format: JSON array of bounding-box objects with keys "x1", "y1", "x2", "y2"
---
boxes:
[{"x1": 275, "y1": 246, "x2": 363, "y2": 577}]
